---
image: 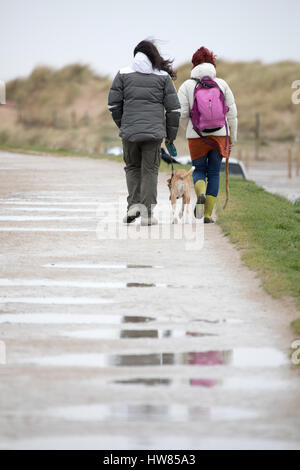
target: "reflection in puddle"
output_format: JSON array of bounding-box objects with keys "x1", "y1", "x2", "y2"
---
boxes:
[
  {"x1": 123, "y1": 316, "x2": 157, "y2": 323},
  {"x1": 18, "y1": 348, "x2": 288, "y2": 368},
  {"x1": 113, "y1": 378, "x2": 220, "y2": 388},
  {"x1": 188, "y1": 351, "x2": 230, "y2": 366},
  {"x1": 127, "y1": 264, "x2": 163, "y2": 269},
  {"x1": 126, "y1": 282, "x2": 158, "y2": 288},
  {"x1": 44, "y1": 263, "x2": 163, "y2": 269},
  {"x1": 114, "y1": 378, "x2": 172, "y2": 386},
  {"x1": 18, "y1": 351, "x2": 232, "y2": 367},
  {"x1": 44, "y1": 403, "x2": 258, "y2": 422},
  {"x1": 186, "y1": 331, "x2": 217, "y2": 338},
  {"x1": 0, "y1": 314, "x2": 159, "y2": 325},
  {"x1": 189, "y1": 378, "x2": 220, "y2": 387},
  {"x1": 60, "y1": 329, "x2": 218, "y2": 340},
  {"x1": 194, "y1": 318, "x2": 243, "y2": 325}
]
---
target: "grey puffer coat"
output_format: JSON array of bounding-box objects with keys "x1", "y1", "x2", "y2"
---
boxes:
[{"x1": 108, "y1": 52, "x2": 180, "y2": 142}]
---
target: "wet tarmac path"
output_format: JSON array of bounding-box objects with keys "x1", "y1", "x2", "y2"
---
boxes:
[{"x1": 0, "y1": 151, "x2": 299, "y2": 450}]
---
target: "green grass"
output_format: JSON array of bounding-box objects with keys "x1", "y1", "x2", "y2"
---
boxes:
[
  {"x1": 291, "y1": 318, "x2": 300, "y2": 335},
  {"x1": 217, "y1": 175, "x2": 300, "y2": 309}
]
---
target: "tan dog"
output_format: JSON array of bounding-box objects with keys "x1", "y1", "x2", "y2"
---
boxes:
[{"x1": 167, "y1": 166, "x2": 194, "y2": 223}]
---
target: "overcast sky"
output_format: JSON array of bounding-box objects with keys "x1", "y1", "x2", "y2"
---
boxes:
[{"x1": 1, "y1": 0, "x2": 300, "y2": 81}]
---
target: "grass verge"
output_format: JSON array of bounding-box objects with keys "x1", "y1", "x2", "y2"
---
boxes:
[
  {"x1": 291, "y1": 318, "x2": 300, "y2": 335},
  {"x1": 217, "y1": 175, "x2": 300, "y2": 310}
]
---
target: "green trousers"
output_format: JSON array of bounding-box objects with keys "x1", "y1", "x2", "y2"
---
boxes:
[{"x1": 122, "y1": 139, "x2": 162, "y2": 215}]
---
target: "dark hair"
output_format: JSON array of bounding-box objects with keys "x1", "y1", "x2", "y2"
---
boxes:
[{"x1": 134, "y1": 40, "x2": 176, "y2": 79}]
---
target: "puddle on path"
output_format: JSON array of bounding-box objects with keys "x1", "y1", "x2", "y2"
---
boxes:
[
  {"x1": 0, "y1": 278, "x2": 241, "y2": 291},
  {"x1": 99, "y1": 375, "x2": 291, "y2": 390},
  {"x1": 44, "y1": 263, "x2": 163, "y2": 269},
  {"x1": 222, "y1": 377, "x2": 292, "y2": 390},
  {"x1": 0, "y1": 279, "x2": 167, "y2": 289},
  {"x1": 0, "y1": 297, "x2": 113, "y2": 305},
  {"x1": 42, "y1": 403, "x2": 258, "y2": 423},
  {"x1": 0, "y1": 312, "x2": 241, "y2": 327},
  {"x1": 0, "y1": 228, "x2": 95, "y2": 232},
  {"x1": 0, "y1": 313, "x2": 166, "y2": 324},
  {"x1": 8, "y1": 207, "x2": 96, "y2": 213},
  {"x1": 0, "y1": 278, "x2": 218, "y2": 289},
  {"x1": 0, "y1": 195, "x2": 107, "y2": 201},
  {"x1": 18, "y1": 351, "x2": 232, "y2": 367},
  {"x1": 18, "y1": 348, "x2": 288, "y2": 368},
  {"x1": 0, "y1": 201, "x2": 100, "y2": 206},
  {"x1": 0, "y1": 216, "x2": 96, "y2": 221},
  {"x1": 59, "y1": 328, "x2": 218, "y2": 340},
  {"x1": 231, "y1": 348, "x2": 288, "y2": 367}
]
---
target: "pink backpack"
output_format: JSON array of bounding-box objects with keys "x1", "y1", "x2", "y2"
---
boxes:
[{"x1": 190, "y1": 76, "x2": 229, "y2": 148}]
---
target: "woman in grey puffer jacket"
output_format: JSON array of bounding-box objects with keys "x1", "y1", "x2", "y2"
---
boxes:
[{"x1": 108, "y1": 40, "x2": 180, "y2": 225}]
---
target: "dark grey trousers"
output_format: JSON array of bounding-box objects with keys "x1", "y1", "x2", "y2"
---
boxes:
[{"x1": 122, "y1": 139, "x2": 162, "y2": 215}]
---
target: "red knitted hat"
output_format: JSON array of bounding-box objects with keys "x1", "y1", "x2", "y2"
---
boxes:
[{"x1": 192, "y1": 47, "x2": 216, "y2": 68}]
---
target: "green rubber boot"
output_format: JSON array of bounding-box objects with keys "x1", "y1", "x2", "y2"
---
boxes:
[
  {"x1": 204, "y1": 195, "x2": 217, "y2": 223},
  {"x1": 194, "y1": 180, "x2": 206, "y2": 219}
]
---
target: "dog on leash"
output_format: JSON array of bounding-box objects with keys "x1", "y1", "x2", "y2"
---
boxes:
[{"x1": 167, "y1": 167, "x2": 194, "y2": 223}]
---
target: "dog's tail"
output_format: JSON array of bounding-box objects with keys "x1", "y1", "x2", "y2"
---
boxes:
[{"x1": 182, "y1": 166, "x2": 195, "y2": 178}]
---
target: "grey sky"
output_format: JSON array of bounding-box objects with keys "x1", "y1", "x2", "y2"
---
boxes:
[{"x1": 1, "y1": 0, "x2": 300, "y2": 81}]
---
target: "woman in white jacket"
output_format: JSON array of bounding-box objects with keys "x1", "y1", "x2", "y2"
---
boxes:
[{"x1": 178, "y1": 46, "x2": 238, "y2": 222}]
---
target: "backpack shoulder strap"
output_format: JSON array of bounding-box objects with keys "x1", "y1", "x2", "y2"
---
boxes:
[
  {"x1": 201, "y1": 77, "x2": 221, "y2": 90},
  {"x1": 190, "y1": 78, "x2": 202, "y2": 97},
  {"x1": 191, "y1": 76, "x2": 221, "y2": 91},
  {"x1": 190, "y1": 78, "x2": 201, "y2": 87}
]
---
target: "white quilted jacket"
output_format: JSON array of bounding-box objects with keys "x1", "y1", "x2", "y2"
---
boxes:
[{"x1": 177, "y1": 63, "x2": 238, "y2": 143}]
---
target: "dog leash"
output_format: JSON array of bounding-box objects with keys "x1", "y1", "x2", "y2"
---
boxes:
[{"x1": 223, "y1": 158, "x2": 229, "y2": 209}]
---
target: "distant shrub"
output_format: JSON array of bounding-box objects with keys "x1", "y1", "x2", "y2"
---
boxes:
[
  {"x1": 54, "y1": 63, "x2": 94, "y2": 84},
  {"x1": 0, "y1": 130, "x2": 9, "y2": 144},
  {"x1": 3, "y1": 59, "x2": 300, "y2": 153},
  {"x1": 28, "y1": 66, "x2": 53, "y2": 89}
]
